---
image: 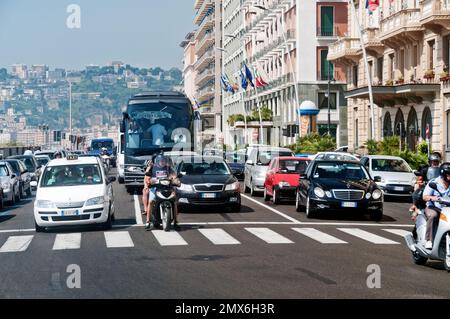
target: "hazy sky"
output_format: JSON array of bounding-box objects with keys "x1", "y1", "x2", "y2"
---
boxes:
[{"x1": 0, "y1": 0, "x2": 195, "y2": 70}]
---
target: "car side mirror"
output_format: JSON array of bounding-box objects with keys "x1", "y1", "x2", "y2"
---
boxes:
[
  {"x1": 246, "y1": 160, "x2": 254, "y2": 165},
  {"x1": 374, "y1": 176, "x2": 382, "y2": 182},
  {"x1": 108, "y1": 176, "x2": 116, "y2": 183}
]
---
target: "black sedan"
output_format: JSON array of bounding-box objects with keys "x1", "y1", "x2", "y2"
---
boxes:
[
  {"x1": 175, "y1": 156, "x2": 241, "y2": 212},
  {"x1": 295, "y1": 160, "x2": 383, "y2": 221},
  {"x1": 225, "y1": 152, "x2": 245, "y2": 180}
]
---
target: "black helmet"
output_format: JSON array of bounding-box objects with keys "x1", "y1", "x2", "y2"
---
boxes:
[
  {"x1": 440, "y1": 162, "x2": 450, "y2": 181},
  {"x1": 154, "y1": 154, "x2": 170, "y2": 167}
]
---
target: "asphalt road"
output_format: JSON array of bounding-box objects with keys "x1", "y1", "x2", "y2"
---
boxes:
[{"x1": 0, "y1": 170, "x2": 449, "y2": 299}]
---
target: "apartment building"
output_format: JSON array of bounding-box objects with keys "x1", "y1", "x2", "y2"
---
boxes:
[
  {"x1": 193, "y1": 0, "x2": 223, "y2": 145},
  {"x1": 180, "y1": 32, "x2": 197, "y2": 102},
  {"x1": 223, "y1": 0, "x2": 348, "y2": 147},
  {"x1": 328, "y1": 0, "x2": 450, "y2": 158}
]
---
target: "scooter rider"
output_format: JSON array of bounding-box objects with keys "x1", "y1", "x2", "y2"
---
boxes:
[
  {"x1": 418, "y1": 152, "x2": 442, "y2": 182},
  {"x1": 422, "y1": 162, "x2": 450, "y2": 249},
  {"x1": 144, "y1": 154, "x2": 180, "y2": 231}
]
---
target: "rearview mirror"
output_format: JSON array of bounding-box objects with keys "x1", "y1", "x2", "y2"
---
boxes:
[{"x1": 374, "y1": 176, "x2": 382, "y2": 182}]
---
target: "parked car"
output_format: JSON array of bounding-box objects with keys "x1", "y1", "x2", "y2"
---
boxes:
[
  {"x1": 0, "y1": 161, "x2": 21, "y2": 205},
  {"x1": 225, "y1": 151, "x2": 246, "y2": 180},
  {"x1": 8, "y1": 155, "x2": 42, "y2": 188},
  {"x1": 264, "y1": 156, "x2": 310, "y2": 204},
  {"x1": 244, "y1": 146, "x2": 294, "y2": 196},
  {"x1": 35, "y1": 155, "x2": 51, "y2": 168},
  {"x1": 295, "y1": 159, "x2": 383, "y2": 221},
  {"x1": 4, "y1": 159, "x2": 31, "y2": 199},
  {"x1": 314, "y1": 152, "x2": 360, "y2": 161},
  {"x1": 175, "y1": 155, "x2": 241, "y2": 212},
  {"x1": 360, "y1": 155, "x2": 416, "y2": 198}
]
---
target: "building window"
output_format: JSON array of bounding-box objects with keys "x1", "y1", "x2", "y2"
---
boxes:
[
  {"x1": 422, "y1": 106, "x2": 433, "y2": 139},
  {"x1": 377, "y1": 57, "x2": 383, "y2": 84},
  {"x1": 320, "y1": 6, "x2": 334, "y2": 36},
  {"x1": 399, "y1": 49, "x2": 405, "y2": 78},
  {"x1": 318, "y1": 124, "x2": 337, "y2": 138},
  {"x1": 368, "y1": 60, "x2": 373, "y2": 85},
  {"x1": 383, "y1": 112, "x2": 393, "y2": 137},
  {"x1": 394, "y1": 109, "x2": 406, "y2": 148},
  {"x1": 406, "y1": 107, "x2": 419, "y2": 151},
  {"x1": 428, "y1": 39, "x2": 435, "y2": 70},
  {"x1": 320, "y1": 49, "x2": 333, "y2": 80},
  {"x1": 353, "y1": 65, "x2": 358, "y2": 87},
  {"x1": 388, "y1": 53, "x2": 395, "y2": 81},
  {"x1": 318, "y1": 92, "x2": 337, "y2": 110}
]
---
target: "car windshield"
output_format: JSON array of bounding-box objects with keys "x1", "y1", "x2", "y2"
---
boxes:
[
  {"x1": 21, "y1": 158, "x2": 34, "y2": 171},
  {"x1": 40, "y1": 164, "x2": 102, "y2": 187},
  {"x1": 316, "y1": 153, "x2": 356, "y2": 161},
  {"x1": 313, "y1": 162, "x2": 369, "y2": 180},
  {"x1": 371, "y1": 159, "x2": 411, "y2": 172},
  {"x1": 257, "y1": 151, "x2": 293, "y2": 165},
  {"x1": 6, "y1": 161, "x2": 19, "y2": 173},
  {"x1": 226, "y1": 153, "x2": 245, "y2": 163},
  {"x1": 0, "y1": 166, "x2": 8, "y2": 176},
  {"x1": 279, "y1": 160, "x2": 309, "y2": 174},
  {"x1": 180, "y1": 161, "x2": 230, "y2": 175},
  {"x1": 91, "y1": 141, "x2": 113, "y2": 150},
  {"x1": 36, "y1": 158, "x2": 49, "y2": 166}
]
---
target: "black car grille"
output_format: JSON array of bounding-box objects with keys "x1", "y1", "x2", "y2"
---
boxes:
[
  {"x1": 193, "y1": 184, "x2": 224, "y2": 192},
  {"x1": 332, "y1": 190, "x2": 364, "y2": 200},
  {"x1": 51, "y1": 215, "x2": 90, "y2": 221},
  {"x1": 190, "y1": 199, "x2": 228, "y2": 205}
]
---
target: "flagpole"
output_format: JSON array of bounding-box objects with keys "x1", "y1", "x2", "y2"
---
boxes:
[
  {"x1": 349, "y1": 0, "x2": 375, "y2": 140},
  {"x1": 252, "y1": 65, "x2": 264, "y2": 144}
]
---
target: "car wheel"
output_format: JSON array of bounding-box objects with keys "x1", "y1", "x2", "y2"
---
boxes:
[
  {"x1": 263, "y1": 187, "x2": 270, "y2": 201},
  {"x1": 244, "y1": 184, "x2": 250, "y2": 194},
  {"x1": 35, "y1": 221, "x2": 45, "y2": 233},
  {"x1": 305, "y1": 196, "x2": 316, "y2": 218},
  {"x1": 19, "y1": 185, "x2": 24, "y2": 200},
  {"x1": 9, "y1": 190, "x2": 16, "y2": 206},
  {"x1": 118, "y1": 177, "x2": 124, "y2": 184},
  {"x1": 295, "y1": 191, "x2": 303, "y2": 212},
  {"x1": 250, "y1": 181, "x2": 257, "y2": 197},
  {"x1": 102, "y1": 213, "x2": 112, "y2": 230},
  {"x1": 14, "y1": 187, "x2": 20, "y2": 203},
  {"x1": 370, "y1": 209, "x2": 383, "y2": 222},
  {"x1": 272, "y1": 187, "x2": 280, "y2": 205},
  {"x1": 26, "y1": 185, "x2": 32, "y2": 197},
  {"x1": 412, "y1": 251, "x2": 428, "y2": 265},
  {"x1": 231, "y1": 204, "x2": 241, "y2": 212}
]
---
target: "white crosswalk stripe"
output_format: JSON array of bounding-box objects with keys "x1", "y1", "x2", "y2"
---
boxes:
[
  {"x1": 292, "y1": 228, "x2": 348, "y2": 244},
  {"x1": 338, "y1": 228, "x2": 400, "y2": 244},
  {"x1": 104, "y1": 231, "x2": 135, "y2": 248},
  {"x1": 245, "y1": 227, "x2": 293, "y2": 244},
  {"x1": 52, "y1": 233, "x2": 82, "y2": 250},
  {"x1": 0, "y1": 235, "x2": 34, "y2": 253},
  {"x1": 382, "y1": 229, "x2": 412, "y2": 237},
  {"x1": 198, "y1": 228, "x2": 240, "y2": 245},
  {"x1": 151, "y1": 230, "x2": 188, "y2": 246}
]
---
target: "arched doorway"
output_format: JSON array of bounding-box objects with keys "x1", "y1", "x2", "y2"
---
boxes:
[
  {"x1": 407, "y1": 107, "x2": 419, "y2": 150},
  {"x1": 421, "y1": 107, "x2": 432, "y2": 140},
  {"x1": 383, "y1": 112, "x2": 393, "y2": 137},
  {"x1": 394, "y1": 109, "x2": 405, "y2": 150}
]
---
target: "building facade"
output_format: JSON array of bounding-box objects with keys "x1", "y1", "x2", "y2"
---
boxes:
[
  {"x1": 328, "y1": 0, "x2": 450, "y2": 158},
  {"x1": 222, "y1": 0, "x2": 349, "y2": 147},
  {"x1": 180, "y1": 32, "x2": 197, "y2": 102}
]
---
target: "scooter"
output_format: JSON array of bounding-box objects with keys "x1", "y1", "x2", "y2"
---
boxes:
[
  {"x1": 100, "y1": 149, "x2": 111, "y2": 172},
  {"x1": 151, "y1": 178, "x2": 178, "y2": 232},
  {"x1": 404, "y1": 182, "x2": 450, "y2": 272}
]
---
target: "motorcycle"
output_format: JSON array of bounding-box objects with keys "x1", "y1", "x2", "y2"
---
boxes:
[
  {"x1": 151, "y1": 177, "x2": 179, "y2": 232},
  {"x1": 100, "y1": 149, "x2": 111, "y2": 172},
  {"x1": 404, "y1": 182, "x2": 450, "y2": 272}
]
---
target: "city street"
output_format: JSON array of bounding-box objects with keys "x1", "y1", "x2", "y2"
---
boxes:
[{"x1": 0, "y1": 171, "x2": 449, "y2": 299}]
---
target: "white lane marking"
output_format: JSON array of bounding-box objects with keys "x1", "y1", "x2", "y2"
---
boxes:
[
  {"x1": 198, "y1": 228, "x2": 240, "y2": 245},
  {"x1": 292, "y1": 228, "x2": 347, "y2": 244},
  {"x1": 240, "y1": 194, "x2": 302, "y2": 224},
  {"x1": 0, "y1": 228, "x2": 36, "y2": 233},
  {"x1": 298, "y1": 223, "x2": 414, "y2": 227},
  {"x1": 151, "y1": 230, "x2": 188, "y2": 246},
  {"x1": 0, "y1": 235, "x2": 34, "y2": 252},
  {"x1": 134, "y1": 194, "x2": 143, "y2": 225},
  {"x1": 245, "y1": 227, "x2": 293, "y2": 244},
  {"x1": 104, "y1": 231, "x2": 135, "y2": 248},
  {"x1": 338, "y1": 228, "x2": 400, "y2": 244},
  {"x1": 52, "y1": 233, "x2": 82, "y2": 250},
  {"x1": 0, "y1": 210, "x2": 13, "y2": 217},
  {"x1": 382, "y1": 229, "x2": 412, "y2": 237}
]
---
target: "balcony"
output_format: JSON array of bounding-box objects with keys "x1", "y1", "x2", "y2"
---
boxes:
[
  {"x1": 316, "y1": 70, "x2": 346, "y2": 82},
  {"x1": 243, "y1": 0, "x2": 284, "y2": 34},
  {"x1": 195, "y1": 14, "x2": 214, "y2": 41},
  {"x1": 316, "y1": 26, "x2": 344, "y2": 39},
  {"x1": 379, "y1": 9, "x2": 423, "y2": 49},
  {"x1": 195, "y1": 50, "x2": 215, "y2": 72},
  {"x1": 196, "y1": 32, "x2": 215, "y2": 57},
  {"x1": 327, "y1": 37, "x2": 361, "y2": 65},
  {"x1": 194, "y1": 0, "x2": 213, "y2": 25},
  {"x1": 420, "y1": 0, "x2": 450, "y2": 32},
  {"x1": 195, "y1": 0, "x2": 205, "y2": 10},
  {"x1": 195, "y1": 68, "x2": 215, "y2": 87},
  {"x1": 344, "y1": 82, "x2": 440, "y2": 107},
  {"x1": 361, "y1": 27, "x2": 384, "y2": 56},
  {"x1": 196, "y1": 86, "x2": 215, "y2": 103}
]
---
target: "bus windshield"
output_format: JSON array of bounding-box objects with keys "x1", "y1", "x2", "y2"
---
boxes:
[{"x1": 125, "y1": 102, "x2": 192, "y2": 156}]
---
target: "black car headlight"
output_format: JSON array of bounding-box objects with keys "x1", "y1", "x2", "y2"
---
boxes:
[
  {"x1": 313, "y1": 187, "x2": 325, "y2": 198},
  {"x1": 372, "y1": 189, "x2": 382, "y2": 200}
]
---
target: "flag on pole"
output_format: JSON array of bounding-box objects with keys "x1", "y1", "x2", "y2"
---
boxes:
[
  {"x1": 221, "y1": 74, "x2": 235, "y2": 94},
  {"x1": 240, "y1": 70, "x2": 248, "y2": 90},
  {"x1": 367, "y1": 0, "x2": 379, "y2": 14},
  {"x1": 192, "y1": 97, "x2": 201, "y2": 120},
  {"x1": 254, "y1": 65, "x2": 268, "y2": 87},
  {"x1": 244, "y1": 64, "x2": 255, "y2": 88}
]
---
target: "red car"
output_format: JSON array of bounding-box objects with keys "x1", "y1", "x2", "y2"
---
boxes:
[{"x1": 264, "y1": 156, "x2": 310, "y2": 204}]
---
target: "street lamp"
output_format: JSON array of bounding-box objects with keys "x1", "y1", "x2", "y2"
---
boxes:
[{"x1": 252, "y1": 4, "x2": 301, "y2": 138}]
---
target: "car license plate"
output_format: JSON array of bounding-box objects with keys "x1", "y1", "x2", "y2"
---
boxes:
[
  {"x1": 201, "y1": 193, "x2": 217, "y2": 198},
  {"x1": 341, "y1": 202, "x2": 357, "y2": 208},
  {"x1": 61, "y1": 209, "x2": 79, "y2": 216},
  {"x1": 394, "y1": 186, "x2": 404, "y2": 191}
]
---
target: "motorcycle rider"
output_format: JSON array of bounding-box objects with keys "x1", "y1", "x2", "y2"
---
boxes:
[
  {"x1": 144, "y1": 154, "x2": 180, "y2": 231},
  {"x1": 417, "y1": 152, "x2": 442, "y2": 182},
  {"x1": 422, "y1": 162, "x2": 450, "y2": 249}
]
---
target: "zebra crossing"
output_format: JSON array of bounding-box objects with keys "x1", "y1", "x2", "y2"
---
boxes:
[{"x1": 0, "y1": 226, "x2": 412, "y2": 253}]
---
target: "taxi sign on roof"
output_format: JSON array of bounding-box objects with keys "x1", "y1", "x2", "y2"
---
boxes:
[{"x1": 67, "y1": 154, "x2": 78, "y2": 160}]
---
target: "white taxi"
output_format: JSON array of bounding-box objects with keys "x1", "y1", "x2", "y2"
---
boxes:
[{"x1": 34, "y1": 155, "x2": 116, "y2": 232}]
